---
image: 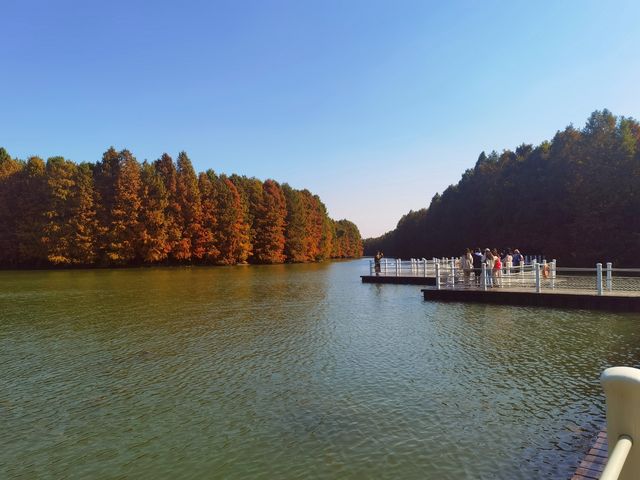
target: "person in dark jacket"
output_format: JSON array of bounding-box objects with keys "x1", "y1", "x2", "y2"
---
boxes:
[
  {"x1": 472, "y1": 248, "x2": 483, "y2": 286},
  {"x1": 512, "y1": 249, "x2": 524, "y2": 270}
]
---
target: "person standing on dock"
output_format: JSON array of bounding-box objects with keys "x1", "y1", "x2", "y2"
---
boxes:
[
  {"x1": 473, "y1": 248, "x2": 483, "y2": 286},
  {"x1": 483, "y1": 249, "x2": 494, "y2": 287},
  {"x1": 512, "y1": 249, "x2": 523, "y2": 268},
  {"x1": 374, "y1": 251, "x2": 383, "y2": 276},
  {"x1": 503, "y1": 250, "x2": 513, "y2": 274},
  {"x1": 492, "y1": 248, "x2": 502, "y2": 287},
  {"x1": 461, "y1": 249, "x2": 474, "y2": 286},
  {"x1": 512, "y1": 249, "x2": 524, "y2": 275},
  {"x1": 542, "y1": 261, "x2": 550, "y2": 279}
]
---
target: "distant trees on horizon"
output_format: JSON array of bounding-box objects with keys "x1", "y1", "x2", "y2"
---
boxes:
[
  {"x1": 0, "y1": 147, "x2": 362, "y2": 268},
  {"x1": 364, "y1": 110, "x2": 640, "y2": 266}
]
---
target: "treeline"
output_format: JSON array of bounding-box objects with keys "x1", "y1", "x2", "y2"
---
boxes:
[
  {"x1": 0, "y1": 147, "x2": 362, "y2": 267},
  {"x1": 364, "y1": 110, "x2": 640, "y2": 266}
]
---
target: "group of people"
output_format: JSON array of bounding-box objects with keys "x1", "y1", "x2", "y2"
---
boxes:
[
  {"x1": 459, "y1": 248, "x2": 524, "y2": 287},
  {"x1": 373, "y1": 248, "x2": 549, "y2": 287}
]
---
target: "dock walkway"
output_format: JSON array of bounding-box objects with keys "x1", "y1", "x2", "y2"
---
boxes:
[{"x1": 571, "y1": 430, "x2": 607, "y2": 480}]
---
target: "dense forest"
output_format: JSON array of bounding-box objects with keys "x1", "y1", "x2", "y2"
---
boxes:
[
  {"x1": 0, "y1": 147, "x2": 362, "y2": 268},
  {"x1": 364, "y1": 110, "x2": 640, "y2": 266}
]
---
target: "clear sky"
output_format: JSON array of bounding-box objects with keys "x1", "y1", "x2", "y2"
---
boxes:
[{"x1": 2, "y1": 1, "x2": 639, "y2": 238}]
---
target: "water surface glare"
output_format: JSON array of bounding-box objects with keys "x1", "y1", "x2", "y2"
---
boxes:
[{"x1": 2, "y1": 260, "x2": 640, "y2": 479}]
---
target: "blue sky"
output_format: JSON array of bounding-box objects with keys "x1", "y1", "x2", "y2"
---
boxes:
[{"x1": 2, "y1": 1, "x2": 639, "y2": 238}]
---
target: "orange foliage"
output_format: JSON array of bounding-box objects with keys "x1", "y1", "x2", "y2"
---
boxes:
[{"x1": 0, "y1": 147, "x2": 362, "y2": 267}]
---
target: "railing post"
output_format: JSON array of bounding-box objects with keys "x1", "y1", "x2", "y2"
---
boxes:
[
  {"x1": 451, "y1": 258, "x2": 456, "y2": 287},
  {"x1": 370, "y1": 259, "x2": 373, "y2": 276},
  {"x1": 396, "y1": 258, "x2": 399, "y2": 277},
  {"x1": 535, "y1": 263, "x2": 541, "y2": 293},
  {"x1": 423, "y1": 258, "x2": 427, "y2": 277},
  {"x1": 601, "y1": 367, "x2": 640, "y2": 480},
  {"x1": 551, "y1": 259, "x2": 556, "y2": 288},
  {"x1": 383, "y1": 258, "x2": 387, "y2": 275},
  {"x1": 435, "y1": 262, "x2": 440, "y2": 290},
  {"x1": 607, "y1": 262, "x2": 613, "y2": 291},
  {"x1": 597, "y1": 262, "x2": 603, "y2": 296}
]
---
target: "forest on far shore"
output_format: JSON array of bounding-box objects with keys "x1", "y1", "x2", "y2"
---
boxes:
[
  {"x1": 364, "y1": 110, "x2": 640, "y2": 266},
  {"x1": 0, "y1": 147, "x2": 362, "y2": 268}
]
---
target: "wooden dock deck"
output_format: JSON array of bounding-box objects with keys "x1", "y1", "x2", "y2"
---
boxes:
[
  {"x1": 571, "y1": 430, "x2": 607, "y2": 480},
  {"x1": 421, "y1": 286, "x2": 640, "y2": 312}
]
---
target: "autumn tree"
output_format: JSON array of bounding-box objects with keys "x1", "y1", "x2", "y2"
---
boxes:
[
  {"x1": 252, "y1": 179, "x2": 287, "y2": 263},
  {"x1": 197, "y1": 170, "x2": 220, "y2": 263},
  {"x1": 138, "y1": 161, "x2": 168, "y2": 263},
  {"x1": 333, "y1": 219, "x2": 363, "y2": 258},
  {"x1": 16, "y1": 157, "x2": 48, "y2": 265},
  {"x1": 174, "y1": 151, "x2": 203, "y2": 261},
  {"x1": 300, "y1": 190, "x2": 327, "y2": 261},
  {"x1": 230, "y1": 174, "x2": 264, "y2": 260},
  {"x1": 43, "y1": 157, "x2": 78, "y2": 264},
  {"x1": 214, "y1": 175, "x2": 251, "y2": 264},
  {"x1": 68, "y1": 163, "x2": 98, "y2": 264},
  {"x1": 94, "y1": 148, "x2": 141, "y2": 264},
  {"x1": 153, "y1": 153, "x2": 182, "y2": 260},
  {"x1": 282, "y1": 184, "x2": 308, "y2": 262},
  {"x1": 0, "y1": 149, "x2": 24, "y2": 267}
]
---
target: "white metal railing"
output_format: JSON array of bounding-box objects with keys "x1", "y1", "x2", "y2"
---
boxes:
[
  {"x1": 367, "y1": 257, "x2": 640, "y2": 295},
  {"x1": 368, "y1": 257, "x2": 543, "y2": 279},
  {"x1": 600, "y1": 367, "x2": 640, "y2": 480},
  {"x1": 369, "y1": 258, "x2": 439, "y2": 278},
  {"x1": 601, "y1": 435, "x2": 633, "y2": 480}
]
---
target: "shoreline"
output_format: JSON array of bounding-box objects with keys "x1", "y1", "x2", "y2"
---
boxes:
[{"x1": 0, "y1": 256, "x2": 362, "y2": 272}]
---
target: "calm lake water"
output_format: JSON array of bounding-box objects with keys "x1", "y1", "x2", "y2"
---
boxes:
[{"x1": 2, "y1": 259, "x2": 639, "y2": 479}]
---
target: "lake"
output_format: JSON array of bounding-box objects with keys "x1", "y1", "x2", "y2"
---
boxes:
[{"x1": 2, "y1": 259, "x2": 639, "y2": 479}]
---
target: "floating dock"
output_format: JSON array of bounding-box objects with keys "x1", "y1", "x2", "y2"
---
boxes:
[
  {"x1": 364, "y1": 258, "x2": 640, "y2": 312},
  {"x1": 421, "y1": 286, "x2": 640, "y2": 312}
]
